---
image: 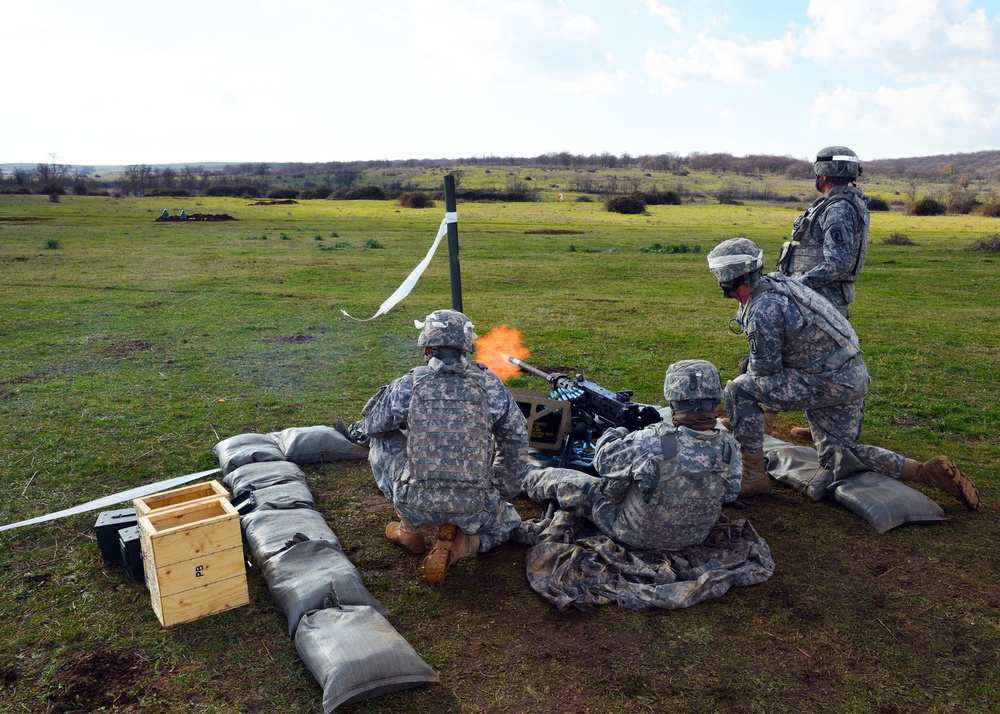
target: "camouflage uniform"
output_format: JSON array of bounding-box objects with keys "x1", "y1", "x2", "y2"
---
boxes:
[
  {"x1": 726, "y1": 273, "x2": 905, "y2": 479},
  {"x1": 361, "y1": 354, "x2": 528, "y2": 552},
  {"x1": 777, "y1": 185, "x2": 870, "y2": 316},
  {"x1": 523, "y1": 422, "x2": 741, "y2": 551}
]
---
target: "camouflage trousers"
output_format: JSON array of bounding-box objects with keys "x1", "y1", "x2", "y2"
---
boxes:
[
  {"x1": 522, "y1": 466, "x2": 602, "y2": 519},
  {"x1": 726, "y1": 359, "x2": 905, "y2": 480},
  {"x1": 367, "y1": 431, "x2": 521, "y2": 551}
]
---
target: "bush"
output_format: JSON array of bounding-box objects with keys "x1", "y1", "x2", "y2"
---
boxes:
[
  {"x1": 907, "y1": 198, "x2": 946, "y2": 216},
  {"x1": 964, "y1": 234, "x2": 1000, "y2": 252},
  {"x1": 636, "y1": 189, "x2": 681, "y2": 206},
  {"x1": 978, "y1": 203, "x2": 1000, "y2": 217},
  {"x1": 364, "y1": 239, "x2": 385, "y2": 249},
  {"x1": 575, "y1": 195, "x2": 593, "y2": 202},
  {"x1": 398, "y1": 192, "x2": 435, "y2": 208},
  {"x1": 145, "y1": 188, "x2": 192, "y2": 197},
  {"x1": 292, "y1": 186, "x2": 330, "y2": 199},
  {"x1": 334, "y1": 185, "x2": 387, "y2": 200},
  {"x1": 201, "y1": 184, "x2": 261, "y2": 198},
  {"x1": 882, "y1": 232, "x2": 915, "y2": 246},
  {"x1": 868, "y1": 196, "x2": 890, "y2": 211},
  {"x1": 267, "y1": 189, "x2": 299, "y2": 200},
  {"x1": 45, "y1": 239, "x2": 61, "y2": 249},
  {"x1": 604, "y1": 195, "x2": 648, "y2": 215}
]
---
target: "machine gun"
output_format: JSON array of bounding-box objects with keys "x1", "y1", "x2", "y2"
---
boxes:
[{"x1": 506, "y1": 357, "x2": 662, "y2": 472}]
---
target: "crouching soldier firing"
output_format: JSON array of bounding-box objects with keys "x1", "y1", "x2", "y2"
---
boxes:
[
  {"x1": 523, "y1": 360, "x2": 742, "y2": 550},
  {"x1": 706, "y1": 237, "x2": 981, "y2": 510},
  {"x1": 358, "y1": 309, "x2": 530, "y2": 584}
]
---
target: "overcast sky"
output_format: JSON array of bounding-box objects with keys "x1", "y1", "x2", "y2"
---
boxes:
[{"x1": 3, "y1": 0, "x2": 999, "y2": 166}]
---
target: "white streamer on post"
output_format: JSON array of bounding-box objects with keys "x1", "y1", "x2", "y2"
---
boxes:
[{"x1": 340, "y1": 212, "x2": 458, "y2": 322}]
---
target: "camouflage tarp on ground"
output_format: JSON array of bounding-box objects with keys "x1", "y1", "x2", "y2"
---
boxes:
[{"x1": 517, "y1": 511, "x2": 775, "y2": 612}]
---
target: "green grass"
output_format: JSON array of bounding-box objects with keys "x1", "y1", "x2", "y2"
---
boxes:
[{"x1": 1, "y1": 193, "x2": 998, "y2": 713}]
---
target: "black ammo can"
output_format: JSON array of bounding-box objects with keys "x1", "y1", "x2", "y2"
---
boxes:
[
  {"x1": 118, "y1": 526, "x2": 145, "y2": 584},
  {"x1": 94, "y1": 508, "x2": 138, "y2": 565}
]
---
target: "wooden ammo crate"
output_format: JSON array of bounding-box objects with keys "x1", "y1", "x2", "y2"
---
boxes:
[
  {"x1": 137, "y1": 496, "x2": 248, "y2": 627},
  {"x1": 133, "y1": 480, "x2": 229, "y2": 517}
]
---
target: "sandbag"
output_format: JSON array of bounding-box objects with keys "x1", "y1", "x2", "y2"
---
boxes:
[
  {"x1": 269, "y1": 425, "x2": 369, "y2": 464},
  {"x1": 223, "y1": 461, "x2": 308, "y2": 496},
  {"x1": 765, "y1": 444, "x2": 832, "y2": 501},
  {"x1": 241, "y1": 508, "x2": 341, "y2": 564},
  {"x1": 250, "y1": 480, "x2": 316, "y2": 511},
  {"x1": 212, "y1": 433, "x2": 285, "y2": 475},
  {"x1": 262, "y1": 539, "x2": 386, "y2": 636},
  {"x1": 828, "y1": 472, "x2": 948, "y2": 533},
  {"x1": 295, "y1": 602, "x2": 439, "y2": 712}
]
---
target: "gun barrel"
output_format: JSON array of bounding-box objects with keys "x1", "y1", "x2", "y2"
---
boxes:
[{"x1": 507, "y1": 356, "x2": 553, "y2": 381}]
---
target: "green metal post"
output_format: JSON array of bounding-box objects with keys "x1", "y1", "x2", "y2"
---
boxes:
[{"x1": 444, "y1": 174, "x2": 462, "y2": 312}]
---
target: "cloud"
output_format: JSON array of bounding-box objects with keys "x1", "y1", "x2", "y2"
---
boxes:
[
  {"x1": 404, "y1": 0, "x2": 618, "y2": 95},
  {"x1": 800, "y1": 0, "x2": 1000, "y2": 80},
  {"x1": 810, "y1": 83, "x2": 1000, "y2": 154},
  {"x1": 643, "y1": 0, "x2": 683, "y2": 31},
  {"x1": 644, "y1": 31, "x2": 798, "y2": 90}
]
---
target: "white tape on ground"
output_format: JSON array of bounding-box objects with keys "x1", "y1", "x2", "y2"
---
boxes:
[{"x1": 0, "y1": 467, "x2": 222, "y2": 532}]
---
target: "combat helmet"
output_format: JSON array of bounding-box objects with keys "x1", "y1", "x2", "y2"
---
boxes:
[
  {"x1": 707, "y1": 237, "x2": 765, "y2": 290},
  {"x1": 663, "y1": 359, "x2": 723, "y2": 413},
  {"x1": 415, "y1": 309, "x2": 478, "y2": 353},
  {"x1": 813, "y1": 145, "x2": 862, "y2": 183}
]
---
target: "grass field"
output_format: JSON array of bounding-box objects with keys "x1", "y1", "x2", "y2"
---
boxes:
[{"x1": 1, "y1": 190, "x2": 998, "y2": 713}]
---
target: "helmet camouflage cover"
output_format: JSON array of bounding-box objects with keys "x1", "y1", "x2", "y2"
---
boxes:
[
  {"x1": 706, "y1": 237, "x2": 765, "y2": 284},
  {"x1": 415, "y1": 309, "x2": 478, "y2": 353},
  {"x1": 663, "y1": 359, "x2": 723, "y2": 412},
  {"x1": 813, "y1": 145, "x2": 861, "y2": 180}
]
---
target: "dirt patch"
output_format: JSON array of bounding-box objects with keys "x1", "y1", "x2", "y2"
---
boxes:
[
  {"x1": 524, "y1": 229, "x2": 585, "y2": 235},
  {"x1": 250, "y1": 199, "x2": 298, "y2": 205},
  {"x1": 0, "y1": 216, "x2": 52, "y2": 223},
  {"x1": 0, "y1": 662, "x2": 19, "y2": 687},
  {"x1": 99, "y1": 340, "x2": 154, "y2": 359},
  {"x1": 48, "y1": 646, "x2": 151, "y2": 712},
  {"x1": 262, "y1": 334, "x2": 314, "y2": 344},
  {"x1": 155, "y1": 214, "x2": 236, "y2": 222}
]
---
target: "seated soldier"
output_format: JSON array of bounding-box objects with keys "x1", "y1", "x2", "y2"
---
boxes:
[
  {"x1": 706, "y1": 236, "x2": 980, "y2": 510},
  {"x1": 523, "y1": 360, "x2": 742, "y2": 551},
  {"x1": 358, "y1": 309, "x2": 529, "y2": 584}
]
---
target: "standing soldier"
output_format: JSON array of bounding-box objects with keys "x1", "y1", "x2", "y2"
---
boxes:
[
  {"x1": 523, "y1": 360, "x2": 743, "y2": 550},
  {"x1": 778, "y1": 145, "x2": 870, "y2": 318},
  {"x1": 358, "y1": 309, "x2": 529, "y2": 584},
  {"x1": 706, "y1": 237, "x2": 980, "y2": 511}
]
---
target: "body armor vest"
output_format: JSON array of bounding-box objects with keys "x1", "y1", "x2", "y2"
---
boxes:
[
  {"x1": 399, "y1": 362, "x2": 492, "y2": 513},
  {"x1": 612, "y1": 426, "x2": 733, "y2": 550},
  {"x1": 778, "y1": 188, "x2": 870, "y2": 284},
  {"x1": 754, "y1": 274, "x2": 861, "y2": 373}
]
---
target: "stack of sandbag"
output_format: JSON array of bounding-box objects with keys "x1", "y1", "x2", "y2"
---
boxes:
[
  {"x1": 761, "y1": 433, "x2": 949, "y2": 533},
  {"x1": 213, "y1": 433, "x2": 439, "y2": 711},
  {"x1": 212, "y1": 424, "x2": 369, "y2": 474}
]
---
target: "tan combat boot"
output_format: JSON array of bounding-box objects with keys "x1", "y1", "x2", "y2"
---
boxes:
[
  {"x1": 763, "y1": 409, "x2": 778, "y2": 436},
  {"x1": 740, "y1": 451, "x2": 771, "y2": 497},
  {"x1": 422, "y1": 524, "x2": 480, "y2": 585},
  {"x1": 901, "y1": 456, "x2": 981, "y2": 512},
  {"x1": 385, "y1": 515, "x2": 426, "y2": 555}
]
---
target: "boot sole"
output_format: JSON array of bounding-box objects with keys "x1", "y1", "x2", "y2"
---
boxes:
[{"x1": 939, "y1": 458, "x2": 982, "y2": 512}]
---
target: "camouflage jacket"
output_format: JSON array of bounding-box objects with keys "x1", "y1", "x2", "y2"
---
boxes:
[
  {"x1": 360, "y1": 356, "x2": 529, "y2": 499},
  {"x1": 739, "y1": 274, "x2": 862, "y2": 380},
  {"x1": 590, "y1": 422, "x2": 742, "y2": 550},
  {"x1": 778, "y1": 185, "x2": 870, "y2": 309}
]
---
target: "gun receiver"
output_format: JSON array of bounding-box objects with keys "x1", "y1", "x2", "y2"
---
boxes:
[{"x1": 507, "y1": 357, "x2": 662, "y2": 446}]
